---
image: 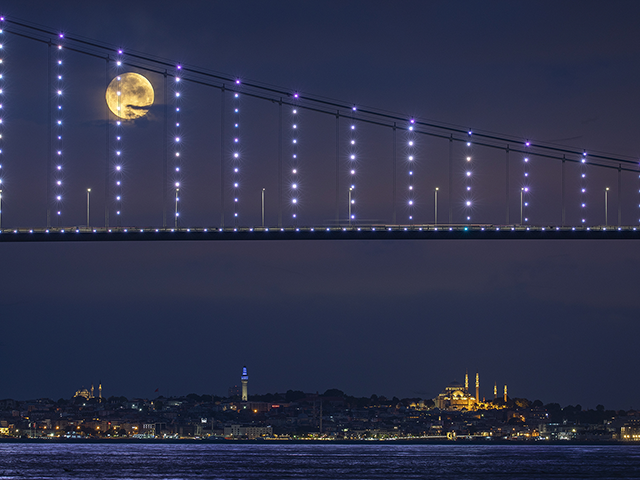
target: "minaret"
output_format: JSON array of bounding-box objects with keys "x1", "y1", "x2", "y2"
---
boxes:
[
  {"x1": 475, "y1": 372, "x2": 479, "y2": 402},
  {"x1": 91, "y1": 384, "x2": 94, "y2": 399},
  {"x1": 494, "y1": 382, "x2": 497, "y2": 399},
  {"x1": 464, "y1": 370, "x2": 469, "y2": 393},
  {"x1": 504, "y1": 384, "x2": 507, "y2": 402},
  {"x1": 241, "y1": 366, "x2": 249, "y2": 402},
  {"x1": 99, "y1": 382, "x2": 102, "y2": 400}
]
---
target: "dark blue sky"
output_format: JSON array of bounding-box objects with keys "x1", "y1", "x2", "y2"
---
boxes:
[{"x1": 0, "y1": 0, "x2": 638, "y2": 409}]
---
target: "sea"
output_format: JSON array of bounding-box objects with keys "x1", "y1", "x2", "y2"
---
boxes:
[{"x1": 0, "y1": 442, "x2": 639, "y2": 479}]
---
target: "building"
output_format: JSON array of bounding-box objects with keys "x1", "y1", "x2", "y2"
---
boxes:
[
  {"x1": 434, "y1": 371, "x2": 478, "y2": 411},
  {"x1": 241, "y1": 366, "x2": 248, "y2": 402},
  {"x1": 224, "y1": 424, "x2": 272, "y2": 439},
  {"x1": 73, "y1": 382, "x2": 102, "y2": 401}
]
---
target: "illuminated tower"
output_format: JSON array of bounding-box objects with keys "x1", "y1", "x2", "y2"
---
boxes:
[
  {"x1": 99, "y1": 382, "x2": 102, "y2": 400},
  {"x1": 241, "y1": 366, "x2": 248, "y2": 402},
  {"x1": 465, "y1": 370, "x2": 469, "y2": 393},
  {"x1": 475, "y1": 372, "x2": 479, "y2": 402},
  {"x1": 504, "y1": 384, "x2": 508, "y2": 402},
  {"x1": 494, "y1": 382, "x2": 497, "y2": 399},
  {"x1": 91, "y1": 384, "x2": 94, "y2": 399}
]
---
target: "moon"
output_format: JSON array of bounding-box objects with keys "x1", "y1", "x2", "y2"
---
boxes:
[{"x1": 105, "y1": 72, "x2": 154, "y2": 120}]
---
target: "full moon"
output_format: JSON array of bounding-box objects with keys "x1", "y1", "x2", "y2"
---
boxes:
[{"x1": 105, "y1": 72, "x2": 154, "y2": 120}]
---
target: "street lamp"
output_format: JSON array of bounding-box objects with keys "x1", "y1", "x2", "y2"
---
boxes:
[
  {"x1": 605, "y1": 187, "x2": 609, "y2": 226},
  {"x1": 434, "y1": 187, "x2": 439, "y2": 225},
  {"x1": 261, "y1": 188, "x2": 265, "y2": 227},
  {"x1": 86, "y1": 188, "x2": 91, "y2": 228},
  {"x1": 348, "y1": 187, "x2": 354, "y2": 226}
]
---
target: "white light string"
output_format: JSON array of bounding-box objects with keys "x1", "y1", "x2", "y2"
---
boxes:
[{"x1": 290, "y1": 93, "x2": 300, "y2": 225}]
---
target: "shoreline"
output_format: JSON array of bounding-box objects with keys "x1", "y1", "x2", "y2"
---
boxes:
[{"x1": 0, "y1": 438, "x2": 634, "y2": 446}]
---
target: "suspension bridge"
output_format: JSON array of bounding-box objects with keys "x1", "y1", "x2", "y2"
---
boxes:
[{"x1": 0, "y1": 17, "x2": 639, "y2": 242}]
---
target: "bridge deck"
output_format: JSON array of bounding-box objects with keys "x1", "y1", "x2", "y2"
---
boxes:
[{"x1": 0, "y1": 225, "x2": 638, "y2": 242}]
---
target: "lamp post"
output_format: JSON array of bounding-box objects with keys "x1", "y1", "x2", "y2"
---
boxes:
[
  {"x1": 348, "y1": 187, "x2": 353, "y2": 226},
  {"x1": 605, "y1": 187, "x2": 609, "y2": 226},
  {"x1": 261, "y1": 188, "x2": 265, "y2": 227},
  {"x1": 86, "y1": 188, "x2": 91, "y2": 228},
  {"x1": 174, "y1": 184, "x2": 179, "y2": 228},
  {"x1": 434, "y1": 187, "x2": 439, "y2": 225}
]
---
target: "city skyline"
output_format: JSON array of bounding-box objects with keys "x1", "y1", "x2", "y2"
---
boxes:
[{"x1": 0, "y1": 1, "x2": 638, "y2": 411}]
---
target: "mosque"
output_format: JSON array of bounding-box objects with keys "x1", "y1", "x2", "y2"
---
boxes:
[
  {"x1": 434, "y1": 371, "x2": 508, "y2": 411},
  {"x1": 73, "y1": 382, "x2": 102, "y2": 401}
]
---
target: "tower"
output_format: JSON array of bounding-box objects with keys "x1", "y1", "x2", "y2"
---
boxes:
[
  {"x1": 464, "y1": 370, "x2": 469, "y2": 393},
  {"x1": 241, "y1": 366, "x2": 248, "y2": 402},
  {"x1": 475, "y1": 371, "x2": 479, "y2": 402},
  {"x1": 91, "y1": 384, "x2": 94, "y2": 399},
  {"x1": 99, "y1": 382, "x2": 102, "y2": 400},
  {"x1": 504, "y1": 384, "x2": 507, "y2": 402},
  {"x1": 494, "y1": 382, "x2": 497, "y2": 399}
]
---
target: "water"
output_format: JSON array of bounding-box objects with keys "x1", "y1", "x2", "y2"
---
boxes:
[{"x1": 0, "y1": 443, "x2": 639, "y2": 479}]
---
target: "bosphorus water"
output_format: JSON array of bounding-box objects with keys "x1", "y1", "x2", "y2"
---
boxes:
[{"x1": 0, "y1": 443, "x2": 639, "y2": 479}]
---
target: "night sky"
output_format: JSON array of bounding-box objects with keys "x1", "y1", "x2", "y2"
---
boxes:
[{"x1": 0, "y1": 1, "x2": 639, "y2": 410}]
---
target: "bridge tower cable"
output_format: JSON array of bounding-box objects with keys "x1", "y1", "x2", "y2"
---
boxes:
[
  {"x1": 53, "y1": 34, "x2": 64, "y2": 227},
  {"x1": 114, "y1": 49, "x2": 124, "y2": 227},
  {"x1": 47, "y1": 41, "x2": 52, "y2": 228},
  {"x1": 173, "y1": 65, "x2": 183, "y2": 228},
  {"x1": 220, "y1": 84, "x2": 225, "y2": 228},
  {"x1": 162, "y1": 71, "x2": 167, "y2": 228},
  {"x1": 232, "y1": 79, "x2": 241, "y2": 227},
  {"x1": 290, "y1": 93, "x2": 300, "y2": 226},
  {"x1": 505, "y1": 145, "x2": 510, "y2": 224},
  {"x1": 0, "y1": 18, "x2": 4, "y2": 229},
  {"x1": 522, "y1": 141, "x2": 531, "y2": 224},
  {"x1": 448, "y1": 135, "x2": 453, "y2": 224},
  {"x1": 348, "y1": 106, "x2": 357, "y2": 226},
  {"x1": 617, "y1": 164, "x2": 622, "y2": 227},
  {"x1": 406, "y1": 119, "x2": 416, "y2": 224},
  {"x1": 335, "y1": 111, "x2": 339, "y2": 225},
  {"x1": 463, "y1": 131, "x2": 473, "y2": 223},
  {"x1": 392, "y1": 123, "x2": 397, "y2": 224},
  {"x1": 580, "y1": 152, "x2": 587, "y2": 225},
  {"x1": 104, "y1": 57, "x2": 109, "y2": 228},
  {"x1": 278, "y1": 98, "x2": 282, "y2": 228}
]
